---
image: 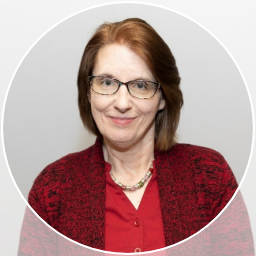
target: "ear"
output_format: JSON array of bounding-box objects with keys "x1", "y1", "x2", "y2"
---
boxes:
[{"x1": 158, "y1": 97, "x2": 165, "y2": 111}]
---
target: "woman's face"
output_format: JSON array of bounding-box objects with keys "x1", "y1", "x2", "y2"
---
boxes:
[{"x1": 90, "y1": 44, "x2": 165, "y2": 148}]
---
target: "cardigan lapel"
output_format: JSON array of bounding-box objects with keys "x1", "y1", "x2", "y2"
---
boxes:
[{"x1": 155, "y1": 146, "x2": 188, "y2": 246}]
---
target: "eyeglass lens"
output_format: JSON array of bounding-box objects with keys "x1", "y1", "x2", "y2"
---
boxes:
[{"x1": 90, "y1": 76, "x2": 158, "y2": 99}]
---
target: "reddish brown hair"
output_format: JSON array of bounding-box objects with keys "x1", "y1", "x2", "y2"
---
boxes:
[{"x1": 77, "y1": 18, "x2": 183, "y2": 151}]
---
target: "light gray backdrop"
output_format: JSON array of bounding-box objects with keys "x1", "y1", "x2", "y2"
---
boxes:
[
  {"x1": 3, "y1": 4, "x2": 252, "y2": 199},
  {"x1": 1, "y1": 2, "x2": 255, "y2": 255}
]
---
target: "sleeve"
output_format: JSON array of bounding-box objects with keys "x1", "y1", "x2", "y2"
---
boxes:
[
  {"x1": 27, "y1": 159, "x2": 66, "y2": 229},
  {"x1": 18, "y1": 157, "x2": 68, "y2": 256},
  {"x1": 208, "y1": 158, "x2": 238, "y2": 220},
  {"x1": 28, "y1": 174, "x2": 51, "y2": 224}
]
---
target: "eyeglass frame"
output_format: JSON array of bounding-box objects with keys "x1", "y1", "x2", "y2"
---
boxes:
[{"x1": 88, "y1": 75, "x2": 161, "y2": 99}]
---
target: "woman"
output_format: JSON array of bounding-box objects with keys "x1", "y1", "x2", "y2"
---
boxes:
[{"x1": 28, "y1": 18, "x2": 238, "y2": 253}]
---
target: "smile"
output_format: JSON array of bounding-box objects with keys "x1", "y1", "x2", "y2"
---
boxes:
[{"x1": 109, "y1": 116, "x2": 136, "y2": 125}]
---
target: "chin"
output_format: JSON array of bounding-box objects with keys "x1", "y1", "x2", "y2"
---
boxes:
[{"x1": 105, "y1": 133, "x2": 136, "y2": 147}]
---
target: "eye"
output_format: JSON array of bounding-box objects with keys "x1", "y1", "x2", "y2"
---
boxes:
[
  {"x1": 101, "y1": 77, "x2": 115, "y2": 86},
  {"x1": 133, "y1": 81, "x2": 148, "y2": 90}
]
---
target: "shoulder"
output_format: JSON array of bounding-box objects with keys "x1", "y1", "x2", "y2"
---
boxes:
[
  {"x1": 28, "y1": 142, "x2": 98, "y2": 222},
  {"x1": 170, "y1": 143, "x2": 228, "y2": 167},
  {"x1": 170, "y1": 143, "x2": 237, "y2": 211},
  {"x1": 157, "y1": 144, "x2": 238, "y2": 235},
  {"x1": 166, "y1": 143, "x2": 237, "y2": 190},
  {"x1": 171, "y1": 143, "x2": 224, "y2": 157}
]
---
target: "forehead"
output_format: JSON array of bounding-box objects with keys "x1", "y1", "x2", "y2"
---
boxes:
[{"x1": 93, "y1": 44, "x2": 154, "y2": 81}]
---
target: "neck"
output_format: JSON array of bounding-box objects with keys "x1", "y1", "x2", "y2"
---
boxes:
[{"x1": 103, "y1": 138, "x2": 155, "y2": 181}]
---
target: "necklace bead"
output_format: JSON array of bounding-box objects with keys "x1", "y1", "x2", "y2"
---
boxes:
[{"x1": 110, "y1": 163, "x2": 153, "y2": 191}]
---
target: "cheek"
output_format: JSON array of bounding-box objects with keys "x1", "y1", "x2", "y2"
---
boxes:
[
  {"x1": 91, "y1": 96, "x2": 106, "y2": 112},
  {"x1": 90, "y1": 96, "x2": 112, "y2": 122},
  {"x1": 137, "y1": 101, "x2": 161, "y2": 118},
  {"x1": 90, "y1": 100, "x2": 105, "y2": 133}
]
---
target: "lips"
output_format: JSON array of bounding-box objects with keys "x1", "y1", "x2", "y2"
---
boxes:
[{"x1": 109, "y1": 116, "x2": 136, "y2": 125}]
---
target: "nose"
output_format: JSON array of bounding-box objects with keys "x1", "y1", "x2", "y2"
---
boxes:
[{"x1": 113, "y1": 84, "x2": 133, "y2": 113}]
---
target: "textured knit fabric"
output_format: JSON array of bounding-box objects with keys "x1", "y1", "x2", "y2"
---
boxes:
[
  {"x1": 28, "y1": 139, "x2": 238, "y2": 251},
  {"x1": 105, "y1": 161, "x2": 165, "y2": 253}
]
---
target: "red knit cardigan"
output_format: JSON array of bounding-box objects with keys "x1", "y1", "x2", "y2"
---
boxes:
[{"x1": 28, "y1": 139, "x2": 238, "y2": 250}]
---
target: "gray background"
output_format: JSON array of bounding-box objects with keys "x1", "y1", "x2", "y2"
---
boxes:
[
  {"x1": 3, "y1": 4, "x2": 252, "y2": 199},
  {"x1": 0, "y1": 1, "x2": 255, "y2": 255}
]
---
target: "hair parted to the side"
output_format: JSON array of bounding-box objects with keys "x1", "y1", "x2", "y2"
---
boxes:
[{"x1": 77, "y1": 18, "x2": 183, "y2": 151}]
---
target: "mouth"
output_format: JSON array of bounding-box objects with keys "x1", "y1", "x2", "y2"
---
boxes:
[{"x1": 109, "y1": 116, "x2": 136, "y2": 125}]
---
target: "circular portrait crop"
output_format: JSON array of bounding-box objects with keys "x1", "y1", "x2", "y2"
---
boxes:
[{"x1": 3, "y1": 3, "x2": 253, "y2": 254}]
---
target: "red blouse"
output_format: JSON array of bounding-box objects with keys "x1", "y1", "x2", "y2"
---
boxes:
[{"x1": 105, "y1": 161, "x2": 166, "y2": 253}]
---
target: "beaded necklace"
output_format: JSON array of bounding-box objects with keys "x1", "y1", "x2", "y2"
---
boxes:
[{"x1": 110, "y1": 163, "x2": 153, "y2": 191}]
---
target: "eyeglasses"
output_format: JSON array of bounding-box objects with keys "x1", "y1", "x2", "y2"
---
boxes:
[{"x1": 89, "y1": 76, "x2": 161, "y2": 99}]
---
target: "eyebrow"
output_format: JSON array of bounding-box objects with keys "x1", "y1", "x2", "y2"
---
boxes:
[
  {"x1": 96, "y1": 73, "x2": 155, "y2": 82},
  {"x1": 96, "y1": 73, "x2": 115, "y2": 78}
]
